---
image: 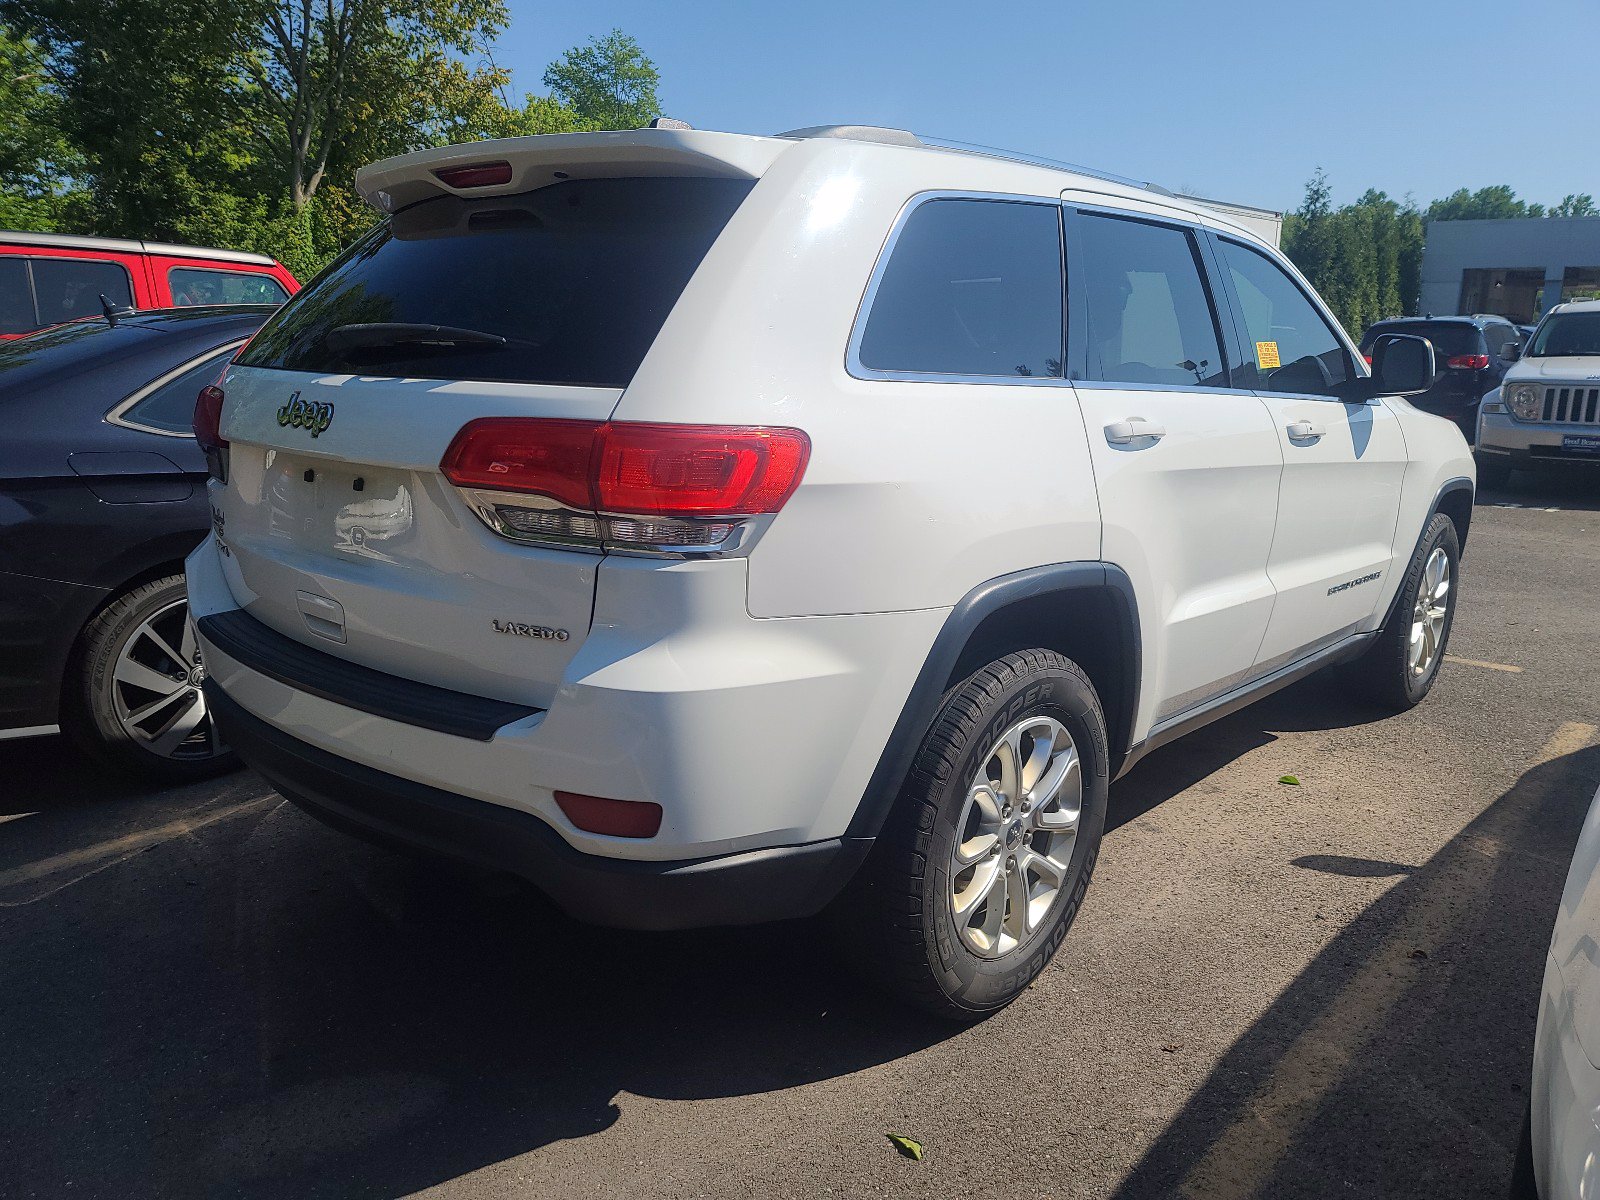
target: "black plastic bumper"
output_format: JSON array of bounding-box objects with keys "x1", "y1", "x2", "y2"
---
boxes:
[{"x1": 206, "y1": 682, "x2": 871, "y2": 930}]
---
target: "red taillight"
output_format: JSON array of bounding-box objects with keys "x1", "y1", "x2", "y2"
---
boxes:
[
  {"x1": 1447, "y1": 354, "x2": 1491, "y2": 370},
  {"x1": 432, "y1": 161, "x2": 513, "y2": 189},
  {"x1": 193, "y1": 384, "x2": 227, "y2": 451},
  {"x1": 193, "y1": 383, "x2": 229, "y2": 483},
  {"x1": 554, "y1": 791, "x2": 663, "y2": 838},
  {"x1": 1362, "y1": 353, "x2": 1373, "y2": 366},
  {"x1": 441, "y1": 419, "x2": 810, "y2": 517},
  {"x1": 596, "y1": 423, "x2": 810, "y2": 516},
  {"x1": 439, "y1": 418, "x2": 596, "y2": 510}
]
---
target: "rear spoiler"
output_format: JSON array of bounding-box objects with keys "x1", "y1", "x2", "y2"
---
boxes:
[{"x1": 354, "y1": 129, "x2": 788, "y2": 215}]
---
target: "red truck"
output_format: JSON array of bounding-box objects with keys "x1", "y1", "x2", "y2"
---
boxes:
[{"x1": 1, "y1": 231, "x2": 299, "y2": 339}]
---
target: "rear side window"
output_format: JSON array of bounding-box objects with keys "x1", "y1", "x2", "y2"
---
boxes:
[
  {"x1": 32, "y1": 258, "x2": 133, "y2": 327},
  {"x1": 170, "y1": 268, "x2": 288, "y2": 306},
  {"x1": 0, "y1": 259, "x2": 32, "y2": 334},
  {"x1": 1076, "y1": 213, "x2": 1227, "y2": 388},
  {"x1": 1218, "y1": 240, "x2": 1351, "y2": 396},
  {"x1": 119, "y1": 346, "x2": 237, "y2": 434},
  {"x1": 856, "y1": 199, "x2": 1064, "y2": 378},
  {"x1": 239, "y1": 177, "x2": 754, "y2": 387}
]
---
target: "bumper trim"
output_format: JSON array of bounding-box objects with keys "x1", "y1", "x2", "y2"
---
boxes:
[
  {"x1": 198, "y1": 609, "x2": 539, "y2": 741},
  {"x1": 207, "y1": 682, "x2": 871, "y2": 930}
]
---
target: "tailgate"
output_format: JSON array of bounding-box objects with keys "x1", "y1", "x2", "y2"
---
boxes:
[{"x1": 214, "y1": 365, "x2": 615, "y2": 709}]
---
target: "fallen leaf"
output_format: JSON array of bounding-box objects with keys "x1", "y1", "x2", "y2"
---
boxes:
[
  {"x1": 886, "y1": 1133, "x2": 923, "y2": 1161},
  {"x1": 1278, "y1": 775, "x2": 1301, "y2": 786},
  {"x1": 1410, "y1": 948, "x2": 1428, "y2": 960},
  {"x1": 1160, "y1": 1043, "x2": 1182, "y2": 1053}
]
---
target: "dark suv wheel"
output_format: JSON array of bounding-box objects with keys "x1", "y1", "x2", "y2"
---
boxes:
[{"x1": 65, "y1": 574, "x2": 238, "y2": 780}]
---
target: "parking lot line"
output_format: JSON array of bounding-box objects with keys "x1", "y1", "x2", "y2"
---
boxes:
[
  {"x1": 1172, "y1": 720, "x2": 1596, "y2": 1198},
  {"x1": 1444, "y1": 655, "x2": 1524, "y2": 673},
  {"x1": 0, "y1": 793, "x2": 279, "y2": 896}
]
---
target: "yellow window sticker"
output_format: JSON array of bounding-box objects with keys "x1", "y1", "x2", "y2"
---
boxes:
[{"x1": 1256, "y1": 340, "x2": 1282, "y2": 370}]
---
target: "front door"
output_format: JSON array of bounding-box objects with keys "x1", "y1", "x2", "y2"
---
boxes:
[
  {"x1": 1065, "y1": 208, "x2": 1284, "y2": 735},
  {"x1": 1211, "y1": 236, "x2": 1409, "y2": 673}
]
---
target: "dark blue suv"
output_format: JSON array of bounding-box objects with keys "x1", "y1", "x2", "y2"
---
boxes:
[{"x1": 1358, "y1": 314, "x2": 1524, "y2": 442}]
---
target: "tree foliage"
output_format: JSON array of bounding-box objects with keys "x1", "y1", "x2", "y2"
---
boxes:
[{"x1": 0, "y1": 5, "x2": 661, "y2": 277}]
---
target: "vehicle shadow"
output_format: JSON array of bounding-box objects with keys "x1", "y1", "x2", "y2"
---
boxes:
[
  {"x1": 1107, "y1": 738, "x2": 1600, "y2": 1199},
  {"x1": 0, "y1": 738, "x2": 959, "y2": 1199},
  {"x1": 1479, "y1": 467, "x2": 1600, "y2": 512}
]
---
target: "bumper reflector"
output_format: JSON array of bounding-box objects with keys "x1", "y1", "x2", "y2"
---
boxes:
[{"x1": 555, "y1": 790, "x2": 663, "y2": 838}]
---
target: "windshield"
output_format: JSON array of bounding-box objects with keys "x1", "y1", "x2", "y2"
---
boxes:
[
  {"x1": 238, "y1": 176, "x2": 754, "y2": 387},
  {"x1": 1529, "y1": 311, "x2": 1600, "y2": 358},
  {"x1": 1359, "y1": 322, "x2": 1479, "y2": 358}
]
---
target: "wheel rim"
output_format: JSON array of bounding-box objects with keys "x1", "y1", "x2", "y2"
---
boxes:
[
  {"x1": 109, "y1": 596, "x2": 226, "y2": 761},
  {"x1": 1408, "y1": 547, "x2": 1452, "y2": 678},
  {"x1": 948, "y1": 715, "x2": 1082, "y2": 959}
]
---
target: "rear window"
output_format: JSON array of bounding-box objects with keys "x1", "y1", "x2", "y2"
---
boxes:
[
  {"x1": 170, "y1": 267, "x2": 288, "y2": 306},
  {"x1": 239, "y1": 177, "x2": 754, "y2": 387},
  {"x1": 1359, "y1": 321, "x2": 1479, "y2": 358}
]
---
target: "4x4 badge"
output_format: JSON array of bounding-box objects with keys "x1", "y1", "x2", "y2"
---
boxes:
[{"x1": 277, "y1": 391, "x2": 334, "y2": 438}]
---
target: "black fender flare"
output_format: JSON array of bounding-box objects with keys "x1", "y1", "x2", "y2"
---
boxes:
[{"x1": 845, "y1": 562, "x2": 1140, "y2": 840}]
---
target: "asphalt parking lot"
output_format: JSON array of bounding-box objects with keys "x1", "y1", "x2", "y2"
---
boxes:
[{"x1": 4, "y1": 472, "x2": 1599, "y2": 1200}]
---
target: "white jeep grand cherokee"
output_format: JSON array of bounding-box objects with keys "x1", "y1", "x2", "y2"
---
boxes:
[{"x1": 188, "y1": 125, "x2": 1474, "y2": 1017}]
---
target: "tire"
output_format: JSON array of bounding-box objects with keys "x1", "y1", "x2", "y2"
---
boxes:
[
  {"x1": 1348, "y1": 513, "x2": 1461, "y2": 711},
  {"x1": 1476, "y1": 454, "x2": 1512, "y2": 489},
  {"x1": 846, "y1": 649, "x2": 1109, "y2": 1020},
  {"x1": 65, "y1": 574, "x2": 239, "y2": 781}
]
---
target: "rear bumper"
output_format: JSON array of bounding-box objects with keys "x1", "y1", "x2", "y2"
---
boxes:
[{"x1": 209, "y1": 681, "x2": 870, "y2": 929}]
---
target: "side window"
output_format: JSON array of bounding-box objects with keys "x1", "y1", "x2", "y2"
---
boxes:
[
  {"x1": 0, "y1": 258, "x2": 35, "y2": 334},
  {"x1": 1487, "y1": 323, "x2": 1516, "y2": 355},
  {"x1": 31, "y1": 258, "x2": 133, "y2": 325},
  {"x1": 856, "y1": 198, "x2": 1063, "y2": 379},
  {"x1": 120, "y1": 347, "x2": 236, "y2": 435},
  {"x1": 1075, "y1": 213, "x2": 1227, "y2": 388},
  {"x1": 1218, "y1": 240, "x2": 1351, "y2": 396},
  {"x1": 169, "y1": 267, "x2": 289, "y2": 306}
]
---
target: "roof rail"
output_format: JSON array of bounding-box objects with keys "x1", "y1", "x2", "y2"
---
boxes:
[
  {"x1": 918, "y1": 135, "x2": 1176, "y2": 197},
  {"x1": 777, "y1": 125, "x2": 923, "y2": 148}
]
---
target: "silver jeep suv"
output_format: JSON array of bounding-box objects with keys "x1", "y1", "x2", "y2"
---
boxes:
[{"x1": 1477, "y1": 298, "x2": 1600, "y2": 487}]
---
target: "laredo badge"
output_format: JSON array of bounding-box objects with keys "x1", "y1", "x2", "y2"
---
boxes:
[{"x1": 277, "y1": 391, "x2": 335, "y2": 437}]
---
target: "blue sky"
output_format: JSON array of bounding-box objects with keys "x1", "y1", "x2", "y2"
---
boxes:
[{"x1": 495, "y1": 0, "x2": 1597, "y2": 215}]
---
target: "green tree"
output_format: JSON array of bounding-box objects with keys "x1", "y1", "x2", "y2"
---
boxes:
[
  {"x1": 1550, "y1": 193, "x2": 1599, "y2": 218},
  {"x1": 1426, "y1": 185, "x2": 1545, "y2": 221},
  {"x1": 542, "y1": 29, "x2": 660, "y2": 131},
  {"x1": 0, "y1": 26, "x2": 86, "y2": 228}
]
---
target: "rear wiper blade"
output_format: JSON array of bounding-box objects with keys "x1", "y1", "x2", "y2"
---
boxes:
[{"x1": 325, "y1": 322, "x2": 513, "y2": 352}]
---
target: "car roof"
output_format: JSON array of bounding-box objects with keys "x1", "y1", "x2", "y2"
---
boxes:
[
  {"x1": 1551, "y1": 298, "x2": 1600, "y2": 313},
  {"x1": 0, "y1": 229, "x2": 281, "y2": 267},
  {"x1": 354, "y1": 125, "x2": 1281, "y2": 250}
]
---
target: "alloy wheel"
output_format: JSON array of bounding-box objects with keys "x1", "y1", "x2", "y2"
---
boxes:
[
  {"x1": 109, "y1": 597, "x2": 226, "y2": 760},
  {"x1": 948, "y1": 715, "x2": 1082, "y2": 958},
  {"x1": 1408, "y1": 547, "x2": 1452, "y2": 678}
]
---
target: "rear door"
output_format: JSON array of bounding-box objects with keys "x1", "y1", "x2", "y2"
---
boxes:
[
  {"x1": 1209, "y1": 235, "x2": 1408, "y2": 669},
  {"x1": 214, "y1": 175, "x2": 753, "y2": 710},
  {"x1": 1064, "y1": 206, "x2": 1283, "y2": 731}
]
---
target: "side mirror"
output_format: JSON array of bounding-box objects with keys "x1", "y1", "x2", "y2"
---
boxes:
[
  {"x1": 1502, "y1": 341, "x2": 1521, "y2": 361},
  {"x1": 1367, "y1": 333, "x2": 1435, "y2": 396}
]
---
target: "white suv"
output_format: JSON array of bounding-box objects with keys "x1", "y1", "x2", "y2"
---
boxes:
[
  {"x1": 188, "y1": 125, "x2": 1474, "y2": 1017},
  {"x1": 1478, "y1": 298, "x2": 1600, "y2": 487}
]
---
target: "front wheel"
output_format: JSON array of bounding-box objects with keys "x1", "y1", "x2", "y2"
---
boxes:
[
  {"x1": 65, "y1": 574, "x2": 239, "y2": 781},
  {"x1": 847, "y1": 649, "x2": 1109, "y2": 1020},
  {"x1": 1348, "y1": 513, "x2": 1461, "y2": 711}
]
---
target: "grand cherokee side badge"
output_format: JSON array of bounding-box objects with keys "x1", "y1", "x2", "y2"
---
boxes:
[
  {"x1": 278, "y1": 391, "x2": 334, "y2": 437},
  {"x1": 492, "y1": 619, "x2": 570, "y2": 642}
]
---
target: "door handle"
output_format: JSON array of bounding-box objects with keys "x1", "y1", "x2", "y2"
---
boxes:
[
  {"x1": 1286, "y1": 419, "x2": 1325, "y2": 441},
  {"x1": 1105, "y1": 417, "x2": 1167, "y2": 445}
]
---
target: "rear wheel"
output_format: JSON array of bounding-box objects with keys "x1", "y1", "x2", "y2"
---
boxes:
[
  {"x1": 66, "y1": 575, "x2": 238, "y2": 781},
  {"x1": 848, "y1": 649, "x2": 1109, "y2": 1020},
  {"x1": 1348, "y1": 513, "x2": 1460, "y2": 711}
]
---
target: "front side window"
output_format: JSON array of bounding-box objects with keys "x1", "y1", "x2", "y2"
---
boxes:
[
  {"x1": 856, "y1": 198, "x2": 1063, "y2": 379},
  {"x1": 1075, "y1": 213, "x2": 1227, "y2": 388},
  {"x1": 31, "y1": 258, "x2": 133, "y2": 326},
  {"x1": 1219, "y1": 240, "x2": 1351, "y2": 396},
  {"x1": 170, "y1": 268, "x2": 289, "y2": 306},
  {"x1": 119, "y1": 346, "x2": 238, "y2": 434}
]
